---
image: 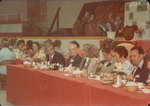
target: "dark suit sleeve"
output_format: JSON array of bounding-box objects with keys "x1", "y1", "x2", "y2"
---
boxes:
[
  {"x1": 72, "y1": 55, "x2": 82, "y2": 67},
  {"x1": 52, "y1": 52, "x2": 65, "y2": 66},
  {"x1": 58, "y1": 54, "x2": 65, "y2": 66},
  {"x1": 65, "y1": 54, "x2": 82, "y2": 67},
  {"x1": 138, "y1": 69, "x2": 149, "y2": 84}
]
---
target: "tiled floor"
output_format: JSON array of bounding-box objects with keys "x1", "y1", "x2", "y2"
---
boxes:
[{"x1": 0, "y1": 90, "x2": 15, "y2": 106}]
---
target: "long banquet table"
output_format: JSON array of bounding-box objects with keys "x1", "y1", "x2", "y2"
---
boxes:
[{"x1": 7, "y1": 65, "x2": 150, "y2": 106}]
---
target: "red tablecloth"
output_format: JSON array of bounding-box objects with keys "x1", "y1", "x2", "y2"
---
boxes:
[
  {"x1": 7, "y1": 65, "x2": 39, "y2": 105},
  {"x1": 37, "y1": 71, "x2": 88, "y2": 105},
  {"x1": 7, "y1": 65, "x2": 150, "y2": 106},
  {"x1": 85, "y1": 80, "x2": 150, "y2": 106},
  {"x1": 7, "y1": 65, "x2": 88, "y2": 105}
]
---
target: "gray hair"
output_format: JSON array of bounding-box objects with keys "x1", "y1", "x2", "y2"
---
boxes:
[{"x1": 83, "y1": 43, "x2": 99, "y2": 58}]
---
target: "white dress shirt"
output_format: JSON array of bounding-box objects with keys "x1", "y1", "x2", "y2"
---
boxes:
[{"x1": 120, "y1": 60, "x2": 135, "y2": 75}]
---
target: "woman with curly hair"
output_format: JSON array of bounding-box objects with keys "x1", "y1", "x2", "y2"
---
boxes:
[{"x1": 32, "y1": 42, "x2": 46, "y2": 61}]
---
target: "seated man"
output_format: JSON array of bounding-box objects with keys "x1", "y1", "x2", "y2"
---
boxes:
[
  {"x1": 113, "y1": 46, "x2": 134, "y2": 75},
  {"x1": 127, "y1": 46, "x2": 144, "y2": 81},
  {"x1": 96, "y1": 39, "x2": 116, "y2": 75},
  {"x1": 137, "y1": 54, "x2": 150, "y2": 84},
  {"x1": 65, "y1": 41, "x2": 82, "y2": 67},
  {"x1": 80, "y1": 44, "x2": 99, "y2": 74},
  {"x1": 46, "y1": 43, "x2": 65, "y2": 66},
  {"x1": 0, "y1": 38, "x2": 16, "y2": 90}
]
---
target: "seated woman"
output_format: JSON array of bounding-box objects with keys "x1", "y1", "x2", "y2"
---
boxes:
[
  {"x1": 24, "y1": 40, "x2": 33, "y2": 58},
  {"x1": 113, "y1": 46, "x2": 134, "y2": 75},
  {"x1": 80, "y1": 44, "x2": 99, "y2": 75},
  {"x1": 13, "y1": 40, "x2": 26, "y2": 59},
  {"x1": 32, "y1": 42, "x2": 46, "y2": 61}
]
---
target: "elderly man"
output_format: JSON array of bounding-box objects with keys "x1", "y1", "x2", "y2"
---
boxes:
[
  {"x1": 46, "y1": 43, "x2": 65, "y2": 66},
  {"x1": 66, "y1": 41, "x2": 82, "y2": 67},
  {"x1": 0, "y1": 38, "x2": 16, "y2": 90},
  {"x1": 127, "y1": 46, "x2": 144, "y2": 81}
]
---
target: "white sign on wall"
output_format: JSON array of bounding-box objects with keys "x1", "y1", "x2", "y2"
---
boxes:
[{"x1": 124, "y1": 1, "x2": 150, "y2": 40}]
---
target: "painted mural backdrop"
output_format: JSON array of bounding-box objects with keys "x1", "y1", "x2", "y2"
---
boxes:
[{"x1": 73, "y1": 1, "x2": 125, "y2": 36}]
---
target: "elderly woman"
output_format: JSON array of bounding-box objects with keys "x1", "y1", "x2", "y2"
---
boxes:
[
  {"x1": 0, "y1": 38, "x2": 16, "y2": 89},
  {"x1": 80, "y1": 44, "x2": 99, "y2": 74},
  {"x1": 32, "y1": 42, "x2": 46, "y2": 61}
]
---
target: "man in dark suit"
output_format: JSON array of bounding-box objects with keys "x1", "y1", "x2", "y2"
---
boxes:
[
  {"x1": 66, "y1": 41, "x2": 82, "y2": 67},
  {"x1": 46, "y1": 43, "x2": 65, "y2": 66},
  {"x1": 127, "y1": 46, "x2": 144, "y2": 81}
]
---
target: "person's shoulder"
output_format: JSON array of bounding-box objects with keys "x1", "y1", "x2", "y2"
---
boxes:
[
  {"x1": 0, "y1": 47, "x2": 11, "y2": 53},
  {"x1": 140, "y1": 67, "x2": 150, "y2": 75},
  {"x1": 55, "y1": 51, "x2": 64, "y2": 57}
]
